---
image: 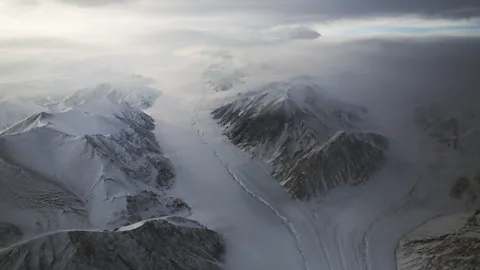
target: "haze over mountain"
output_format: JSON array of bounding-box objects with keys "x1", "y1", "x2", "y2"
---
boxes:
[{"x1": 1, "y1": 0, "x2": 480, "y2": 269}]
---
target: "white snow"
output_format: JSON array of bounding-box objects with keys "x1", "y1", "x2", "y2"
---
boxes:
[
  {"x1": 0, "y1": 98, "x2": 45, "y2": 131},
  {"x1": 0, "y1": 98, "x2": 175, "y2": 249},
  {"x1": 47, "y1": 82, "x2": 161, "y2": 110}
]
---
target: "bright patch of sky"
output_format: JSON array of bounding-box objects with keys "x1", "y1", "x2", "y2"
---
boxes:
[{"x1": 318, "y1": 17, "x2": 480, "y2": 38}]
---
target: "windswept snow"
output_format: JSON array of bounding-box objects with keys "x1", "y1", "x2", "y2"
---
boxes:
[
  {"x1": 40, "y1": 82, "x2": 160, "y2": 111},
  {"x1": 0, "y1": 99, "x2": 45, "y2": 131},
  {"x1": 0, "y1": 99, "x2": 186, "y2": 248}
]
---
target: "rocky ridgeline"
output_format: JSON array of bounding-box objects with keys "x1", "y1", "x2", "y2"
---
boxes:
[{"x1": 0, "y1": 217, "x2": 224, "y2": 270}]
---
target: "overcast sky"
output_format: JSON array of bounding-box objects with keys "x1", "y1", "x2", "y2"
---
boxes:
[{"x1": 0, "y1": 0, "x2": 479, "y2": 100}]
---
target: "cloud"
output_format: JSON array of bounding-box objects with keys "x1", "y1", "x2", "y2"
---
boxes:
[
  {"x1": 57, "y1": 0, "x2": 133, "y2": 7},
  {"x1": 140, "y1": 25, "x2": 321, "y2": 51},
  {"x1": 0, "y1": 37, "x2": 93, "y2": 51},
  {"x1": 267, "y1": 26, "x2": 321, "y2": 40},
  {"x1": 136, "y1": 1, "x2": 480, "y2": 20},
  {"x1": 34, "y1": 0, "x2": 479, "y2": 19}
]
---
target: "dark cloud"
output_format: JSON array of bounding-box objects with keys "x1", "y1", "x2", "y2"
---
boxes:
[
  {"x1": 46, "y1": 0, "x2": 480, "y2": 19},
  {"x1": 151, "y1": 1, "x2": 480, "y2": 19}
]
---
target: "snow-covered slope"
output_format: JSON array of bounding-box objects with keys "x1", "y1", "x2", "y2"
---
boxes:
[
  {"x1": 0, "y1": 100, "x2": 182, "y2": 246},
  {"x1": 0, "y1": 95, "x2": 226, "y2": 268},
  {"x1": 42, "y1": 82, "x2": 160, "y2": 110},
  {"x1": 0, "y1": 99, "x2": 45, "y2": 131},
  {"x1": 212, "y1": 77, "x2": 388, "y2": 199},
  {"x1": 202, "y1": 60, "x2": 248, "y2": 92},
  {"x1": 396, "y1": 211, "x2": 480, "y2": 270},
  {"x1": 0, "y1": 217, "x2": 224, "y2": 270}
]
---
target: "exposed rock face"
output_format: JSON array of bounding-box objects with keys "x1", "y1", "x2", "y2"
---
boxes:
[
  {"x1": 450, "y1": 172, "x2": 480, "y2": 209},
  {"x1": 396, "y1": 212, "x2": 480, "y2": 270},
  {"x1": 115, "y1": 191, "x2": 191, "y2": 226},
  {"x1": 212, "y1": 78, "x2": 366, "y2": 162},
  {"x1": 0, "y1": 217, "x2": 225, "y2": 270},
  {"x1": 273, "y1": 131, "x2": 388, "y2": 200},
  {"x1": 213, "y1": 77, "x2": 388, "y2": 199}
]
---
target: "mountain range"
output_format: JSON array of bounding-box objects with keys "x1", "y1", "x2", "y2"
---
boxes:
[{"x1": 0, "y1": 85, "x2": 225, "y2": 269}]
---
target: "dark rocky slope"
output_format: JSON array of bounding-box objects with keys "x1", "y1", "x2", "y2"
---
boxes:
[
  {"x1": 0, "y1": 217, "x2": 224, "y2": 270},
  {"x1": 212, "y1": 77, "x2": 388, "y2": 200}
]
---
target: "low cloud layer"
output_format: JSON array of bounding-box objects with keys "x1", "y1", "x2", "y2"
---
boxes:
[
  {"x1": 0, "y1": 0, "x2": 479, "y2": 105},
  {"x1": 269, "y1": 26, "x2": 321, "y2": 40}
]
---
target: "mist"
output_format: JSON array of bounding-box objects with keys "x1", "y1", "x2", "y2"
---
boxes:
[{"x1": 1, "y1": 1, "x2": 480, "y2": 270}]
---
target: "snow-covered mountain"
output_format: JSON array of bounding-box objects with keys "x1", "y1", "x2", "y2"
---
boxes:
[
  {"x1": 0, "y1": 97, "x2": 225, "y2": 268},
  {"x1": 0, "y1": 217, "x2": 224, "y2": 270},
  {"x1": 212, "y1": 77, "x2": 388, "y2": 199},
  {"x1": 0, "y1": 99, "x2": 45, "y2": 131},
  {"x1": 0, "y1": 100, "x2": 178, "y2": 243},
  {"x1": 41, "y1": 82, "x2": 160, "y2": 110}
]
